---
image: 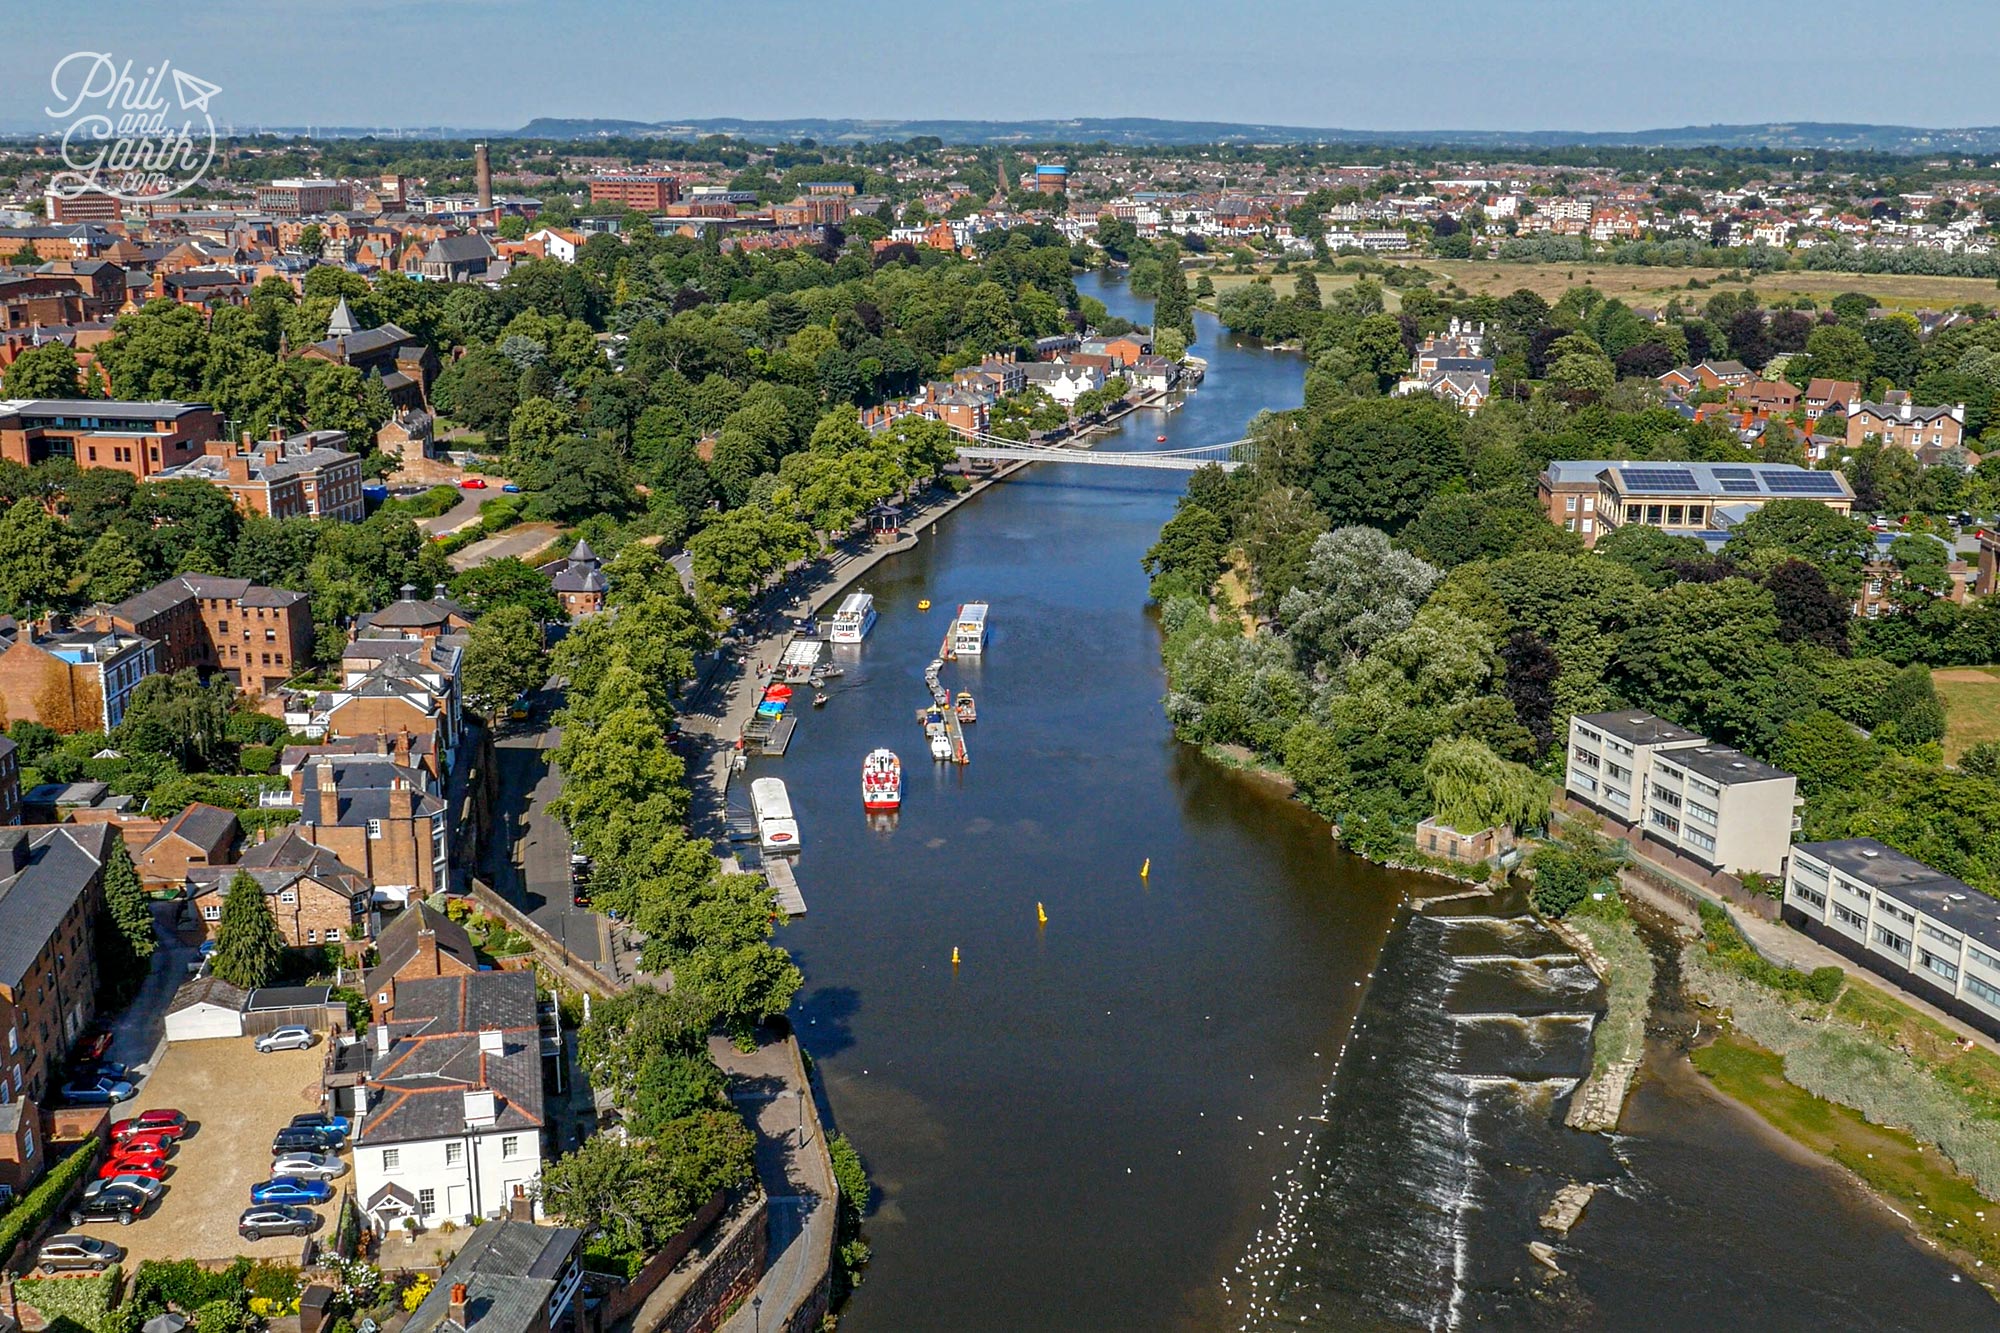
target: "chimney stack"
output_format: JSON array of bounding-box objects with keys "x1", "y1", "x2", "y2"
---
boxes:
[
  {"x1": 509, "y1": 1183, "x2": 533, "y2": 1222},
  {"x1": 474, "y1": 144, "x2": 492, "y2": 212},
  {"x1": 389, "y1": 775, "x2": 413, "y2": 821},
  {"x1": 394, "y1": 728, "x2": 411, "y2": 767},
  {"x1": 316, "y1": 759, "x2": 339, "y2": 826},
  {"x1": 415, "y1": 924, "x2": 439, "y2": 976},
  {"x1": 449, "y1": 1283, "x2": 469, "y2": 1329}
]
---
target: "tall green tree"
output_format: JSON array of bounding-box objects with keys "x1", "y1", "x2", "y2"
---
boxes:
[
  {"x1": 95, "y1": 838, "x2": 156, "y2": 1006},
  {"x1": 1, "y1": 341, "x2": 84, "y2": 398},
  {"x1": 461, "y1": 604, "x2": 548, "y2": 718},
  {"x1": 211, "y1": 871, "x2": 286, "y2": 988}
]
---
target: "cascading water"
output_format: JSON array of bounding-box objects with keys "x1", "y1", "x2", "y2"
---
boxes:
[{"x1": 1230, "y1": 886, "x2": 1616, "y2": 1331}]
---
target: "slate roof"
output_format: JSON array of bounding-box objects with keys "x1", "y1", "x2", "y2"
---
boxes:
[
  {"x1": 0, "y1": 824, "x2": 112, "y2": 990},
  {"x1": 304, "y1": 321, "x2": 419, "y2": 361},
  {"x1": 363, "y1": 902, "x2": 476, "y2": 999},
  {"x1": 359, "y1": 971, "x2": 544, "y2": 1147},
  {"x1": 168, "y1": 974, "x2": 248, "y2": 1015},
  {"x1": 404, "y1": 1220, "x2": 581, "y2": 1333},
  {"x1": 246, "y1": 985, "x2": 334, "y2": 1012},
  {"x1": 424, "y1": 235, "x2": 497, "y2": 265},
  {"x1": 149, "y1": 802, "x2": 240, "y2": 854},
  {"x1": 0, "y1": 398, "x2": 212, "y2": 423}
]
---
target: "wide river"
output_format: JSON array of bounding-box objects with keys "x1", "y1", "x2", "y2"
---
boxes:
[{"x1": 759, "y1": 271, "x2": 1997, "y2": 1331}]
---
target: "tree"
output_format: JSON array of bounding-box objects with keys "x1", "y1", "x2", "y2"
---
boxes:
[
  {"x1": 461, "y1": 605, "x2": 547, "y2": 718},
  {"x1": 450, "y1": 558, "x2": 562, "y2": 621},
  {"x1": 1307, "y1": 397, "x2": 1467, "y2": 532},
  {"x1": 1141, "y1": 504, "x2": 1229, "y2": 593},
  {"x1": 1278, "y1": 527, "x2": 1442, "y2": 673},
  {"x1": 210, "y1": 871, "x2": 285, "y2": 988},
  {"x1": 1, "y1": 341, "x2": 83, "y2": 398},
  {"x1": 1723, "y1": 497, "x2": 1873, "y2": 594},
  {"x1": 95, "y1": 838, "x2": 155, "y2": 1007},
  {"x1": 115, "y1": 670, "x2": 235, "y2": 770},
  {"x1": 1593, "y1": 524, "x2": 1710, "y2": 589},
  {"x1": 0, "y1": 497, "x2": 82, "y2": 615},
  {"x1": 79, "y1": 528, "x2": 149, "y2": 604},
  {"x1": 1802, "y1": 324, "x2": 1871, "y2": 383},
  {"x1": 1763, "y1": 559, "x2": 1850, "y2": 654},
  {"x1": 1423, "y1": 735, "x2": 1553, "y2": 833},
  {"x1": 538, "y1": 1113, "x2": 755, "y2": 1255}
]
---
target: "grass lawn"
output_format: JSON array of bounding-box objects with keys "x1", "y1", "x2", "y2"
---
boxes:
[
  {"x1": 1695, "y1": 1030, "x2": 2000, "y2": 1271},
  {"x1": 1935, "y1": 666, "x2": 2000, "y2": 763},
  {"x1": 1194, "y1": 259, "x2": 2000, "y2": 313}
]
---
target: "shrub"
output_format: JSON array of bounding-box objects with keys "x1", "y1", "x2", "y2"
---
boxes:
[
  {"x1": 400, "y1": 1275, "x2": 435, "y2": 1313},
  {"x1": 237, "y1": 745, "x2": 279, "y2": 774},
  {"x1": 0, "y1": 1138, "x2": 100, "y2": 1262},
  {"x1": 1697, "y1": 902, "x2": 1844, "y2": 1002},
  {"x1": 193, "y1": 1299, "x2": 248, "y2": 1333},
  {"x1": 18, "y1": 1267, "x2": 122, "y2": 1333},
  {"x1": 133, "y1": 1258, "x2": 251, "y2": 1313}
]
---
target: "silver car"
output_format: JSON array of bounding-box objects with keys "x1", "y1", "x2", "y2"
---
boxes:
[
  {"x1": 101, "y1": 1174, "x2": 165, "y2": 1203},
  {"x1": 254, "y1": 1026, "x2": 314, "y2": 1053},
  {"x1": 270, "y1": 1151, "x2": 347, "y2": 1181},
  {"x1": 37, "y1": 1234, "x2": 121, "y2": 1272}
]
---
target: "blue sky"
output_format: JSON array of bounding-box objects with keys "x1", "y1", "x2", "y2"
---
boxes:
[{"x1": 6, "y1": 0, "x2": 1999, "y2": 132}]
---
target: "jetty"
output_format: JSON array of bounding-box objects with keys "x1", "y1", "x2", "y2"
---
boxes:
[
  {"x1": 920, "y1": 656, "x2": 969, "y2": 764},
  {"x1": 765, "y1": 856, "x2": 807, "y2": 916}
]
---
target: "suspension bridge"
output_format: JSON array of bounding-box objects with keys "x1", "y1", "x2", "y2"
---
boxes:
[{"x1": 954, "y1": 431, "x2": 1251, "y2": 471}]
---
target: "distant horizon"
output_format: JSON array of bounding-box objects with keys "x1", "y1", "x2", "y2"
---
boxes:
[{"x1": 4, "y1": 0, "x2": 1997, "y2": 134}]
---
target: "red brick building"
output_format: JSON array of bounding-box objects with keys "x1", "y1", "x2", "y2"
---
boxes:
[
  {"x1": 87, "y1": 573, "x2": 312, "y2": 696},
  {"x1": 588, "y1": 174, "x2": 680, "y2": 212},
  {"x1": 0, "y1": 824, "x2": 113, "y2": 1104},
  {"x1": 0, "y1": 399, "x2": 222, "y2": 479},
  {"x1": 160, "y1": 430, "x2": 366, "y2": 522}
]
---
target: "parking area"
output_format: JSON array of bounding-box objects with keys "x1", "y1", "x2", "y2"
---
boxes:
[{"x1": 102, "y1": 1036, "x2": 346, "y2": 1263}]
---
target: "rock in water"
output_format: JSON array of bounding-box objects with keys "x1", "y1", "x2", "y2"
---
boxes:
[{"x1": 1539, "y1": 1182, "x2": 1598, "y2": 1235}]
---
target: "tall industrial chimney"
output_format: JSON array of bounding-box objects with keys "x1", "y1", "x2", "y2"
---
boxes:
[{"x1": 474, "y1": 143, "x2": 492, "y2": 211}]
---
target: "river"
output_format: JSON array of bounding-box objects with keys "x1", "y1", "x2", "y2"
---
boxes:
[{"x1": 758, "y1": 270, "x2": 1997, "y2": 1330}]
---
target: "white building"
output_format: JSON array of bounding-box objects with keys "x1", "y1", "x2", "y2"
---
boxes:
[
  {"x1": 1564, "y1": 710, "x2": 1800, "y2": 877},
  {"x1": 352, "y1": 971, "x2": 546, "y2": 1232},
  {"x1": 1784, "y1": 839, "x2": 2000, "y2": 1036},
  {"x1": 1018, "y1": 362, "x2": 1104, "y2": 406}
]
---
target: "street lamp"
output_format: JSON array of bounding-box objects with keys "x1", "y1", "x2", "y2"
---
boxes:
[
  {"x1": 751, "y1": 1295, "x2": 762, "y2": 1333},
  {"x1": 794, "y1": 1087, "x2": 804, "y2": 1149}
]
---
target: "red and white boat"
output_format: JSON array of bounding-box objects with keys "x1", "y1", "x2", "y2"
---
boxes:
[{"x1": 862, "y1": 748, "x2": 902, "y2": 811}]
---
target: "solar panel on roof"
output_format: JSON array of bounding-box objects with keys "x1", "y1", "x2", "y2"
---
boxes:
[
  {"x1": 1718, "y1": 477, "x2": 1762, "y2": 494},
  {"x1": 1761, "y1": 472, "x2": 1844, "y2": 494},
  {"x1": 1711, "y1": 467, "x2": 1754, "y2": 479},
  {"x1": 1619, "y1": 467, "x2": 1699, "y2": 492}
]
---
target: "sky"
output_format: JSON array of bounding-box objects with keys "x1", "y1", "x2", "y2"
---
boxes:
[{"x1": 7, "y1": 0, "x2": 2000, "y2": 134}]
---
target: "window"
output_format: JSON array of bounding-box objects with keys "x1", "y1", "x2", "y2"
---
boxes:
[
  {"x1": 366, "y1": 819, "x2": 383, "y2": 840},
  {"x1": 381, "y1": 1149, "x2": 400, "y2": 1172},
  {"x1": 1685, "y1": 827, "x2": 1716, "y2": 853},
  {"x1": 1582, "y1": 496, "x2": 1594, "y2": 512},
  {"x1": 1572, "y1": 747, "x2": 1599, "y2": 770},
  {"x1": 1967, "y1": 973, "x2": 2000, "y2": 1009},
  {"x1": 1794, "y1": 858, "x2": 1828, "y2": 883},
  {"x1": 1686, "y1": 802, "x2": 1717, "y2": 827},
  {"x1": 1873, "y1": 925, "x2": 1910, "y2": 957},
  {"x1": 1971, "y1": 944, "x2": 2000, "y2": 973},
  {"x1": 1649, "y1": 809, "x2": 1680, "y2": 835},
  {"x1": 1833, "y1": 903, "x2": 1866, "y2": 931},
  {"x1": 265, "y1": 628, "x2": 276, "y2": 642},
  {"x1": 501, "y1": 1135, "x2": 521, "y2": 1159},
  {"x1": 1920, "y1": 950, "x2": 1960, "y2": 983},
  {"x1": 1565, "y1": 495, "x2": 1578, "y2": 512},
  {"x1": 418, "y1": 1188, "x2": 436, "y2": 1215},
  {"x1": 1581, "y1": 517, "x2": 1594, "y2": 534},
  {"x1": 1790, "y1": 882, "x2": 1826, "y2": 909},
  {"x1": 445, "y1": 1142, "x2": 463, "y2": 1165},
  {"x1": 1921, "y1": 921, "x2": 1962, "y2": 949},
  {"x1": 202, "y1": 904, "x2": 221, "y2": 921},
  {"x1": 1654, "y1": 788, "x2": 1681, "y2": 810},
  {"x1": 1605, "y1": 762, "x2": 1630, "y2": 782},
  {"x1": 307, "y1": 929, "x2": 319, "y2": 943},
  {"x1": 327, "y1": 927, "x2": 342, "y2": 943},
  {"x1": 279, "y1": 889, "x2": 296, "y2": 904}
]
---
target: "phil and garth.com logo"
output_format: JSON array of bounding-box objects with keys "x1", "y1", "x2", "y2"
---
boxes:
[{"x1": 46, "y1": 52, "x2": 220, "y2": 201}]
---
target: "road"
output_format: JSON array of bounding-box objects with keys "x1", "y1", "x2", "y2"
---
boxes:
[
  {"x1": 484, "y1": 682, "x2": 608, "y2": 970},
  {"x1": 105, "y1": 902, "x2": 201, "y2": 1080},
  {"x1": 447, "y1": 521, "x2": 565, "y2": 571},
  {"x1": 713, "y1": 1032, "x2": 834, "y2": 1333},
  {"x1": 418, "y1": 488, "x2": 489, "y2": 536}
]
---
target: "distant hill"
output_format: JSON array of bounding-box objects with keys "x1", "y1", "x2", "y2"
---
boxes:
[{"x1": 504, "y1": 116, "x2": 2000, "y2": 154}]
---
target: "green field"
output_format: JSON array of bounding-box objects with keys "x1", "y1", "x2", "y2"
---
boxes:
[{"x1": 1935, "y1": 667, "x2": 2000, "y2": 763}]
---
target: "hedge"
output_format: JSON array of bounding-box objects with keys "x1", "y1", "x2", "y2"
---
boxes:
[
  {"x1": 18, "y1": 1266, "x2": 122, "y2": 1333},
  {"x1": 133, "y1": 1258, "x2": 253, "y2": 1312},
  {"x1": 0, "y1": 1138, "x2": 100, "y2": 1261},
  {"x1": 1697, "y1": 902, "x2": 1844, "y2": 1003}
]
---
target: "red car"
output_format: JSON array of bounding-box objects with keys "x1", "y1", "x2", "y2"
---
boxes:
[
  {"x1": 112, "y1": 1110, "x2": 186, "y2": 1142},
  {"x1": 99, "y1": 1157, "x2": 166, "y2": 1182},
  {"x1": 110, "y1": 1136, "x2": 172, "y2": 1164},
  {"x1": 458, "y1": 477, "x2": 488, "y2": 489}
]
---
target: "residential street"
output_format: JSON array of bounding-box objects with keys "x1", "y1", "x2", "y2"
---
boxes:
[{"x1": 484, "y1": 682, "x2": 607, "y2": 969}]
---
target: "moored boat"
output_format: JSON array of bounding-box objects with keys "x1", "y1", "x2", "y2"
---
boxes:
[
  {"x1": 862, "y1": 748, "x2": 902, "y2": 811},
  {"x1": 955, "y1": 691, "x2": 977, "y2": 723}
]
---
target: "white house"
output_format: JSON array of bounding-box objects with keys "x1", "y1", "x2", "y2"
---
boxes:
[
  {"x1": 1019, "y1": 362, "x2": 1103, "y2": 406},
  {"x1": 352, "y1": 971, "x2": 546, "y2": 1232},
  {"x1": 524, "y1": 228, "x2": 582, "y2": 264}
]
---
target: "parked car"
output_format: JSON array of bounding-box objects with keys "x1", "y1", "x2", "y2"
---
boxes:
[
  {"x1": 239, "y1": 1205, "x2": 318, "y2": 1241},
  {"x1": 108, "y1": 1138, "x2": 171, "y2": 1167},
  {"x1": 459, "y1": 477, "x2": 488, "y2": 490},
  {"x1": 501, "y1": 483, "x2": 521, "y2": 493},
  {"x1": 271, "y1": 1126, "x2": 342, "y2": 1155},
  {"x1": 61, "y1": 1077, "x2": 135, "y2": 1106},
  {"x1": 255, "y1": 1026, "x2": 314, "y2": 1053},
  {"x1": 98, "y1": 1157, "x2": 167, "y2": 1183},
  {"x1": 36, "y1": 1235, "x2": 121, "y2": 1272},
  {"x1": 96, "y1": 1173, "x2": 165, "y2": 1202},
  {"x1": 287, "y1": 1112, "x2": 350, "y2": 1140},
  {"x1": 70, "y1": 1060, "x2": 134, "y2": 1084},
  {"x1": 249, "y1": 1178, "x2": 332, "y2": 1207},
  {"x1": 113, "y1": 1109, "x2": 187, "y2": 1141},
  {"x1": 69, "y1": 1180, "x2": 150, "y2": 1226},
  {"x1": 270, "y1": 1152, "x2": 347, "y2": 1182}
]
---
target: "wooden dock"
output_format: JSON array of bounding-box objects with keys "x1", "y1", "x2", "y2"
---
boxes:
[
  {"x1": 763, "y1": 714, "x2": 797, "y2": 756},
  {"x1": 766, "y1": 856, "x2": 807, "y2": 915}
]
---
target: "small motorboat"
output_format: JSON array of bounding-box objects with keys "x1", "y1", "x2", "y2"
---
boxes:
[
  {"x1": 813, "y1": 692, "x2": 829, "y2": 708},
  {"x1": 955, "y1": 692, "x2": 977, "y2": 723},
  {"x1": 1156, "y1": 434, "x2": 1168, "y2": 442},
  {"x1": 818, "y1": 665, "x2": 844, "y2": 679},
  {"x1": 930, "y1": 732, "x2": 953, "y2": 761}
]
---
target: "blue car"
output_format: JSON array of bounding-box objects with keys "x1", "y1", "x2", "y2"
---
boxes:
[
  {"x1": 287, "y1": 1112, "x2": 350, "y2": 1142},
  {"x1": 501, "y1": 483, "x2": 521, "y2": 493},
  {"x1": 62, "y1": 1078, "x2": 135, "y2": 1106},
  {"x1": 250, "y1": 1178, "x2": 332, "y2": 1207}
]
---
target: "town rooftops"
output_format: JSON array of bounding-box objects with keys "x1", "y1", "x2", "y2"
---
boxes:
[
  {"x1": 364, "y1": 902, "x2": 476, "y2": 998},
  {"x1": 305, "y1": 321, "x2": 420, "y2": 361},
  {"x1": 148, "y1": 802, "x2": 240, "y2": 854},
  {"x1": 0, "y1": 824, "x2": 114, "y2": 990},
  {"x1": 1796, "y1": 839, "x2": 2000, "y2": 949},
  {"x1": 360, "y1": 971, "x2": 544, "y2": 1147},
  {"x1": 1573, "y1": 709, "x2": 1702, "y2": 747},
  {"x1": 1654, "y1": 743, "x2": 1793, "y2": 786},
  {"x1": 108, "y1": 573, "x2": 307, "y2": 623},
  {"x1": 403, "y1": 1220, "x2": 582, "y2": 1333}
]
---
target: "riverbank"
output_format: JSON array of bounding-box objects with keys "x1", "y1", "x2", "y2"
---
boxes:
[
  {"x1": 1682, "y1": 917, "x2": 2000, "y2": 1290},
  {"x1": 1548, "y1": 892, "x2": 1653, "y2": 1131}
]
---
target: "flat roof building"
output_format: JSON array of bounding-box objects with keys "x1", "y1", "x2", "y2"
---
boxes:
[{"x1": 1538, "y1": 459, "x2": 1854, "y2": 549}]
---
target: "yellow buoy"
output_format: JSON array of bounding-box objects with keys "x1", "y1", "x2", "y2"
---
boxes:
[
  {"x1": 951, "y1": 946, "x2": 960, "y2": 967},
  {"x1": 1141, "y1": 858, "x2": 1151, "y2": 878},
  {"x1": 1037, "y1": 902, "x2": 1048, "y2": 925},
  {"x1": 918, "y1": 599, "x2": 931, "y2": 611}
]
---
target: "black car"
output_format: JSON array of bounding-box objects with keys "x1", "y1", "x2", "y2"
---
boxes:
[
  {"x1": 70, "y1": 1060, "x2": 133, "y2": 1083},
  {"x1": 286, "y1": 1113, "x2": 349, "y2": 1144},
  {"x1": 69, "y1": 1180, "x2": 149, "y2": 1227},
  {"x1": 271, "y1": 1126, "x2": 340, "y2": 1155},
  {"x1": 238, "y1": 1204, "x2": 318, "y2": 1241}
]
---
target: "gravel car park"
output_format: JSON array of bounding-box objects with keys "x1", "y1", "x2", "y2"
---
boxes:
[{"x1": 104, "y1": 1036, "x2": 342, "y2": 1262}]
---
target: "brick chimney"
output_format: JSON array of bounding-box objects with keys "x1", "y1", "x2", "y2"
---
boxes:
[
  {"x1": 316, "y1": 759, "x2": 339, "y2": 825},
  {"x1": 474, "y1": 143, "x2": 493, "y2": 212},
  {"x1": 448, "y1": 1283, "x2": 468, "y2": 1329},
  {"x1": 394, "y1": 728, "x2": 411, "y2": 767},
  {"x1": 415, "y1": 923, "x2": 439, "y2": 976},
  {"x1": 509, "y1": 1183, "x2": 532, "y2": 1222},
  {"x1": 388, "y1": 776, "x2": 413, "y2": 821}
]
